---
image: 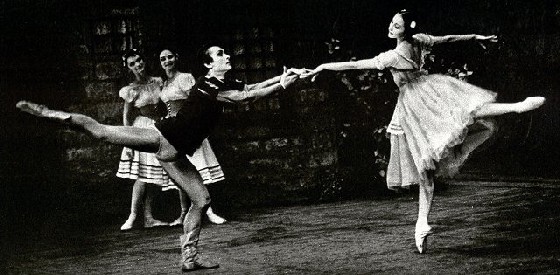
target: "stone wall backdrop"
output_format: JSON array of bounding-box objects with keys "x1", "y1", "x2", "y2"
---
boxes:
[{"x1": 2, "y1": 0, "x2": 560, "y2": 252}]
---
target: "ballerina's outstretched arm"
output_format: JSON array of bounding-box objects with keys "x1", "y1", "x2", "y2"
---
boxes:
[
  {"x1": 300, "y1": 54, "x2": 391, "y2": 81},
  {"x1": 426, "y1": 34, "x2": 497, "y2": 50}
]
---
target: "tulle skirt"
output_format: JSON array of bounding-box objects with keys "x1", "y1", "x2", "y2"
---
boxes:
[{"x1": 386, "y1": 74, "x2": 497, "y2": 189}]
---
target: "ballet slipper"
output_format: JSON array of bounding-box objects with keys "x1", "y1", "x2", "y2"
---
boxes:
[
  {"x1": 206, "y1": 212, "x2": 227, "y2": 225},
  {"x1": 516, "y1": 97, "x2": 546, "y2": 113},
  {"x1": 144, "y1": 219, "x2": 169, "y2": 228},
  {"x1": 16, "y1": 101, "x2": 72, "y2": 122},
  {"x1": 170, "y1": 211, "x2": 187, "y2": 227},
  {"x1": 120, "y1": 216, "x2": 136, "y2": 231},
  {"x1": 415, "y1": 223, "x2": 433, "y2": 254}
]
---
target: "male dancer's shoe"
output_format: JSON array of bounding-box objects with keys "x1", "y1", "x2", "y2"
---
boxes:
[
  {"x1": 16, "y1": 101, "x2": 71, "y2": 122},
  {"x1": 415, "y1": 223, "x2": 433, "y2": 254},
  {"x1": 180, "y1": 231, "x2": 219, "y2": 272}
]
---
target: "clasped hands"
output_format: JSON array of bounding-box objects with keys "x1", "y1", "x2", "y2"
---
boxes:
[{"x1": 279, "y1": 67, "x2": 320, "y2": 88}]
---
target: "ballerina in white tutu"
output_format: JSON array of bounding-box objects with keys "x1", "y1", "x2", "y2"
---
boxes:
[{"x1": 302, "y1": 9, "x2": 546, "y2": 254}]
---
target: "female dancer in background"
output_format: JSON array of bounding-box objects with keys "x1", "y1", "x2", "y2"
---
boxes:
[
  {"x1": 16, "y1": 45, "x2": 300, "y2": 271},
  {"x1": 159, "y1": 48, "x2": 227, "y2": 226},
  {"x1": 116, "y1": 49, "x2": 169, "y2": 231},
  {"x1": 303, "y1": 9, "x2": 546, "y2": 254}
]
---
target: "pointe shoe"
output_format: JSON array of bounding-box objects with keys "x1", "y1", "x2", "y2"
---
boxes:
[
  {"x1": 144, "y1": 219, "x2": 169, "y2": 228},
  {"x1": 16, "y1": 101, "x2": 72, "y2": 121},
  {"x1": 170, "y1": 212, "x2": 187, "y2": 227},
  {"x1": 206, "y1": 213, "x2": 227, "y2": 224},
  {"x1": 415, "y1": 224, "x2": 433, "y2": 254},
  {"x1": 516, "y1": 97, "x2": 546, "y2": 113},
  {"x1": 120, "y1": 217, "x2": 136, "y2": 231}
]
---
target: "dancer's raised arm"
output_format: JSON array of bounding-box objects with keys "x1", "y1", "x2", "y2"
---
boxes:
[{"x1": 427, "y1": 34, "x2": 497, "y2": 44}]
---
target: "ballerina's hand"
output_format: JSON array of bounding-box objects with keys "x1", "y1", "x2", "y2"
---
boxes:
[
  {"x1": 475, "y1": 35, "x2": 498, "y2": 50},
  {"x1": 476, "y1": 35, "x2": 498, "y2": 42},
  {"x1": 300, "y1": 67, "x2": 323, "y2": 82}
]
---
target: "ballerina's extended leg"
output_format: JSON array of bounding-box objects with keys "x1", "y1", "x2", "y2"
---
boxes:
[{"x1": 474, "y1": 97, "x2": 546, "y2": 117}]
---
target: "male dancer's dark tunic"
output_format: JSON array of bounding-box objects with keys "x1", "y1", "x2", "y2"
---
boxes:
[{"x1": 155, "y1": 76, "x2": 245, "y2": 156}]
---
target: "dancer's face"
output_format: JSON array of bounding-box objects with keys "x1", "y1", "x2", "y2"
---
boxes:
[
  {"x1": 160, "y1": 49, "x2": 177, "y2": 71},
  {"x1": 205, "y1": 46, "x2": 231, "y2": 74},
  {"x1": 126, "y1": 54, "x2": 146, "y2": 77},
  {"x1": 388, "y1": 13, "x2": 405, "y2": 39}
]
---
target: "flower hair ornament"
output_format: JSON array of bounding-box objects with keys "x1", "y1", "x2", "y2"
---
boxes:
[
  {"x1": 399, "y1": 9, "x2": 416, "y2": 29},
  {"x1": 122, "y1": 48, "x2": 141, "y2": 67}
]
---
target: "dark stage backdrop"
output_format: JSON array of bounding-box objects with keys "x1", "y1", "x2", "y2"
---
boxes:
[{"x1": 1, "y1": 0, "x2": 559, "y2": 251}]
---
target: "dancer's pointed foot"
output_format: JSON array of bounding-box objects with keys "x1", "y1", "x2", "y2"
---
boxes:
[
  {"x1": 516, "y1": 97, "x2": 546, "y2": 113},
  {"x1": 415, "y1": 223, "x2": 433, "y2": 254},
  {"x1": 144, "y1": 219, "x2": 169, "y2": 228},
  {"x1": 16, "y1": 100, "x2": 71, "y2": 122},
  {"x1": 181, "y1": 256, "x2": 219, "y2": 272},
  {"x1": 170, "y1": 211, "x2": 187, "y2": 227},
  {"x1": 120, "y1": 216, "x2": 136, "y2": 231},
  {"x1": 207, "y1": 212, "x2": 227, "y2": 225}
]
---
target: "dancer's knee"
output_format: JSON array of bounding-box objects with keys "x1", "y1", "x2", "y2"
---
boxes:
[
  {"x1": 156, "y1": 136, "x2": 181, "y2": 161},
  {"x1": 190, "y1": 195, "x2": 211, "y2": 210}
]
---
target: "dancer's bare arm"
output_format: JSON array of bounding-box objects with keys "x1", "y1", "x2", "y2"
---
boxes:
[
  {"x1": 301, "y1": 53, "x2": 392, "y2": 80},
  {"x1": 217, "y1": 75, "x2": 298, "y2": 103},
  {"x1": 122, "y1": 101, "x2": 133, "y2": 126},
  {"x1": 217, "y1": 68, "x2": 302, "y2": 103},
  {"x1": 429, "y1": 34, "x2": 497, "y2": 44},
  {"x1": 246, "y1": 67, "x2": 306, "y2": 90}
]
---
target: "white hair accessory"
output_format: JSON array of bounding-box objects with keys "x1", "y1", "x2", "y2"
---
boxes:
[{"x1": 410, "y1": 21, "x2": 416, "y2": 29}]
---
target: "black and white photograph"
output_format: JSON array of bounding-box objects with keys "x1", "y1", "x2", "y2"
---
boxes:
[{"x1": 1, "y1": 0, "x2": 560, "y2": 273}]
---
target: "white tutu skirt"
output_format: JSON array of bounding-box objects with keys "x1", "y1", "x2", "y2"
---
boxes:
[
  {"x1": 386, "y1": 74, "x2": 497, "y2": 189},
  {"x1": 162, "y1": 138, "x2": 226, "y2": 191}
]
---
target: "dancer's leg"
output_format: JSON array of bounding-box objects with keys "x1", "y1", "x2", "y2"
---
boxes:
[
  {"x1": 474, "y1": 97, "x2": 545, "y2": 117},
  {"x1": 17, "y1": 101, "x2": 161, "y2": 152},
  {"x1": 170, "y1": 190, "x2": 189, "y2": 227},
  {"x1": 120, "y1": 180, "x2": 145, "y2": 231},
  {"x1": 143, "y1": 186, "x2": 168, "y2": 228},
  {"x1": 415, "y1": 172, "x2": 435, "y2": 254},
  {"x1": 159, "y1": 158, "x2": 218, "y2": 271}
]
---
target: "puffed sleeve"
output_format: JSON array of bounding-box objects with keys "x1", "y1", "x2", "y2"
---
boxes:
[
  {"x1": 118, "y1": 85, "x2": 138, "y2": 103},
  {"x1": 413, "y1": 33, "x2": 435, "y2": 51},
  {"x1": 177, "y1": 73, "x2": 197, "y2": 93},
  {"x1": 370, "y1": 50, "x2": 399, "y2": 70}
]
